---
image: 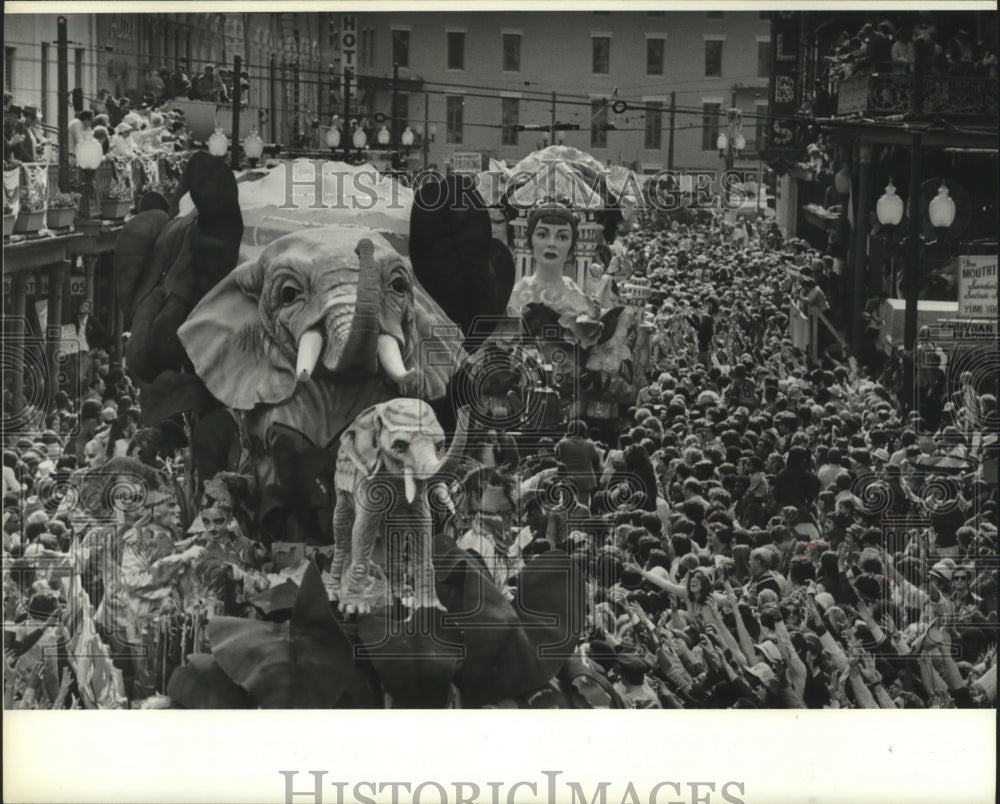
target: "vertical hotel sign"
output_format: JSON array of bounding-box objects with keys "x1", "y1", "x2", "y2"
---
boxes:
[
  {"x1": 766, "y1": 11, "x2": 800, "y2": 153},
  {"x1": 342, "y1": 15, "x2": 357, "y2": 96}
]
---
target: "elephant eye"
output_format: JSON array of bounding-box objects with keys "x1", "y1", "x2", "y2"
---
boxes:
[
  {"x1": 391, "y1": 439, "x2": 409, "y2": 453},
  {"x1": 280, "y1": 285, "x2": 302, "y2": 305},
  {"x1": 390, "y1": 276, "x2": 409, "y2": 294},
  {"x1": 435, "y1": 441, "x2": 445, "y2": 453}
]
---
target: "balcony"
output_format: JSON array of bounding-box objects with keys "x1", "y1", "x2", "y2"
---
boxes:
[{"x1": 836, "y1": 73, "x2": 998, "y2": 118}]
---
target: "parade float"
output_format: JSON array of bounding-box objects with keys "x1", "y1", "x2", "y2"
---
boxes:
[
  {"x1": 87, "y1": 144, "x2": 662, "y2": 709},
  {"x1": 479, "y1": 146, "x2": 652, "y2": 440}
]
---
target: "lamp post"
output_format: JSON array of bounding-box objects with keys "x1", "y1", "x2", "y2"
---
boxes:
[
  {"x1": 208, "y1": 127, "x2": 229, "y2": 158},
  {"x1": 243, "y1": 129, "x2": 264, "y2": 169},
  {"x1": 75, "y1": 134, "x2": 104, "y2": 220},
  {"x1": 718, "y1": 99, "x2": 743, "y2": 211},
  {"x1": 351, "y1": 120, "x2": 367, "y2": 162}
]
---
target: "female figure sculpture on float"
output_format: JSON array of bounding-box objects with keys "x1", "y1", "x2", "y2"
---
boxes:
[{"x1": 507, "y1": 204, "x2": 600, "y2": 322}]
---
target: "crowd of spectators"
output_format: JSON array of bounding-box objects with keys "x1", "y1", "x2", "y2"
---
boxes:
[
  {"x1": 3, "y1": 194, "x2": 997, "y2": 709},
  {"x1": 824, "y1": 17, "x2": 997, "y2": 82}
]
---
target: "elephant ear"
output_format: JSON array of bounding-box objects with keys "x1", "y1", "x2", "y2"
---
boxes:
[
  {"x1": 411, "y1": 282, "x2": 467, "y2": 401},
  {"x1": 178, "y1": 258, "x2": 296, "y2": 411},
  {"x1": 338, "y1": 405, "x2": 383, "y2": 477},
  {"x1": 408, "y1": 175, "x2": 515, "y2": 345},
  {"x1": 114, "y1": 209, "x2": 170, "y2": 321}
]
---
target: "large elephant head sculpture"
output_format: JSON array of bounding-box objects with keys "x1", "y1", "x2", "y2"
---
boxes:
[{"x1": 177, "y1": 228, "x2": 465, "y2": 450}]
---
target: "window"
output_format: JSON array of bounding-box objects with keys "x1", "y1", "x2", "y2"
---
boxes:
[
  {"x1": 502, "y1": 33, "x2": 520, "y2": 72},
  {"x1": 757, "y1": 40, "x2": 771, "y2": 78},
  {"x1": 501, "y1": 97, "x2": 519, "y2": 146},
  {"x1": 646, "y1": 37, "x2": 664, "y2": 76},
  {"x1": 701, "y1": 102, "x2": 721, "y2": 150},
  {"x1": 644, "y1": 100, "x2": 663, "y2": 150},
  {"x1": 447, "y1": 32, "x2": 465, "y2": 70},
  {"x1": 590, "y1": 99, "x2": 607, "y2": 148},
  {"x1": 648, "y1": 11, "x2": 665, "y2": 17},
  {"x1": 446, "y1": 95, "x2": 464, "y2": 143},
  {"x1": 328, "y1": 18, "x2": 337, "y2": 46},
  {"x1": 706, "y1": 11, "x2": 723, "y2": 18},
  {"x1": 74, "y1": 48, "x2": 84, "y2": 91},
  {"x1": 705, "y1": 40, "x2": 723, "y2": 77},
  {"x1": 759, "y1": 11, "x2": 770, "y2": 20},
  {"x1": 592, "y1": 36, "x2": 610, "y2": 74},
  {"x1": 392, "y1": 29, "x2": 410, "y2": 68},
  {"x1": 4, "y1": 48, "x2": 13, "y2": 92}
]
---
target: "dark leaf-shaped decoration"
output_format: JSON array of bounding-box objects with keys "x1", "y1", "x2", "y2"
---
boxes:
[
  {"x1": 248, "y1": 579, "x2": 300, "y2": 620},
  {"x1": 511, "y1": 550, "x2": 588, "y2": 680},
  {"x1": 336, "y1": 653, "x2": 384, "y2": 709},
  {"x1": 357, "y1": 606, "x2": 463, "y2": 708},
  {"x1": 431, "y1": 534, "x2": 587, "y2": 708},
  {"x1": 166, "y1": 653, "x2": 251, "y2": 709},
  {"x1": 207, "y1": 562, "x2": 355, "y2": 708}
]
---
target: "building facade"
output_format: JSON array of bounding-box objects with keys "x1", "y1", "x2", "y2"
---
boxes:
[{"x1": 338, "y1": 10, "x2": 771, "y2": 174}]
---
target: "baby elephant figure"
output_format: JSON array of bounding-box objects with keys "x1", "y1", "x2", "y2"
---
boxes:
[{"x1": 331, "y1": 398, "x2": 449, "y2": 615}]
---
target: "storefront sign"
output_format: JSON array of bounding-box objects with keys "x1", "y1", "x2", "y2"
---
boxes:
[
  {"x1": 936, "y1": 318, "x2": 998, "y2": 342},
  {"x1": 452, "y1": 152, "x2": 483, "y2": 173},
  {"x1": 957, "y1": 254, "x2": 997, "y2": 318},
  {"x1": 5, "y1": 276, "x2": 85, "y2": 296}
]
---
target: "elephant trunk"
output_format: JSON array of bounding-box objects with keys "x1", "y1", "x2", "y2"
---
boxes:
[
  {"x1": 403, "y1": 439, "x2": 441, "y2": 503},
  {"x1": 377, "y1": 334, "x2": 416, "y2": 387},
  {"x1": 296, "y1": 329, "x2": 324, "y2": 382}
]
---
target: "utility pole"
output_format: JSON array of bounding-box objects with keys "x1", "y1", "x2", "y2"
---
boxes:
[
  {"x1": 666, "y1": 90, "x2": 676, "y2": 171},
  {"x1": 56, "y1": 16, "x2": 69, "y2": 192},
  {"x1": 391, "y1": 61, "x2": 399, "y2": 151},
  {"x1": 269, "y1": 53, "x2": 277, "y2": 145},
  {"x1": 343, "y1": 66, "x2": 352, "y2": 161},
  {"x1": 726, "y1": 87, "x2": 737, "y2": 173},
  {"x1": 230, "y1": 55, "x2": 242, "y2": 170},
  {"x1": 550, "y1": 91, "x2": 557, "y2": 147},
  {"x1": 422, "y1": 93, "x2": 429, "y2": 170}
]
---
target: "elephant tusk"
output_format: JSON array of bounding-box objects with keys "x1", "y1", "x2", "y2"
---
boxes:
[
  {"x1": 296, "y1": 329, "x2": 324, "y2": 382},
  {"x1": 403, "y1": 467, "x2": 417, "y2": 504},
  {"x1": 377, "y1": 334, "x2": 416, "y2": 387}
]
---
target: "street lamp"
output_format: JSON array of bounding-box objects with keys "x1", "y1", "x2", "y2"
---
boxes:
[
  {"x1": 927, "y1": 182, "x2": 956, "y2": 231},
  {"x1": 208, "y1": 127, "x2": 228, "y2": 158},
  {"x1": 243, "y1": 129, "x2": 264, "y2": 169},
  {"x1": 875, "y1": 179, "x2": 904, "y2": 227},
  {"x1": 376, "y1": 125, "x2": 390, "y2": 147},
  {"x1": 75, "y1": 133, "x2": 103, "y2": 220},
  {"x1": 326, "y1": 125, "x2": 341, "y2": 150},
  {"x1": 834, "y1": 164, "x2": 852, "y2": 195},
  {"x1": 717, "y1": 132, "x2": 728, "y2": 158},
  {"x1": 352, "y1": 120, "x2": 367, "y2": 150},
  {"x1": 401, "y1": 126, "x2": 414, "y2": 148}
]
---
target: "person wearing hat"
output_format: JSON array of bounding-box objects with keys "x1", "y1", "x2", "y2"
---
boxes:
[
  {"x1": 11, "y1": 103, "x2": 42, "y2": 163},
  {"x1": 3, "y1": 91, "x2": 26, "y2": 161},
  {"x1": 111, "y1": 120, "x2": 138, "y2": 158},
  {"x1": 194, "y1": 63, "x2": 227, "y2": 103}
]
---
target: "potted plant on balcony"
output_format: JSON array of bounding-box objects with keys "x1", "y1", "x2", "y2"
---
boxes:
[
  {"x1": 101, "y1": 177, "x2": 133, "y2": 220},
  {"x1": 47, "y1": 191, "x2": 80, "y2": 230},
  {"x1": 14, "y1": 186, "x2": 47, "y2": 234}
]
